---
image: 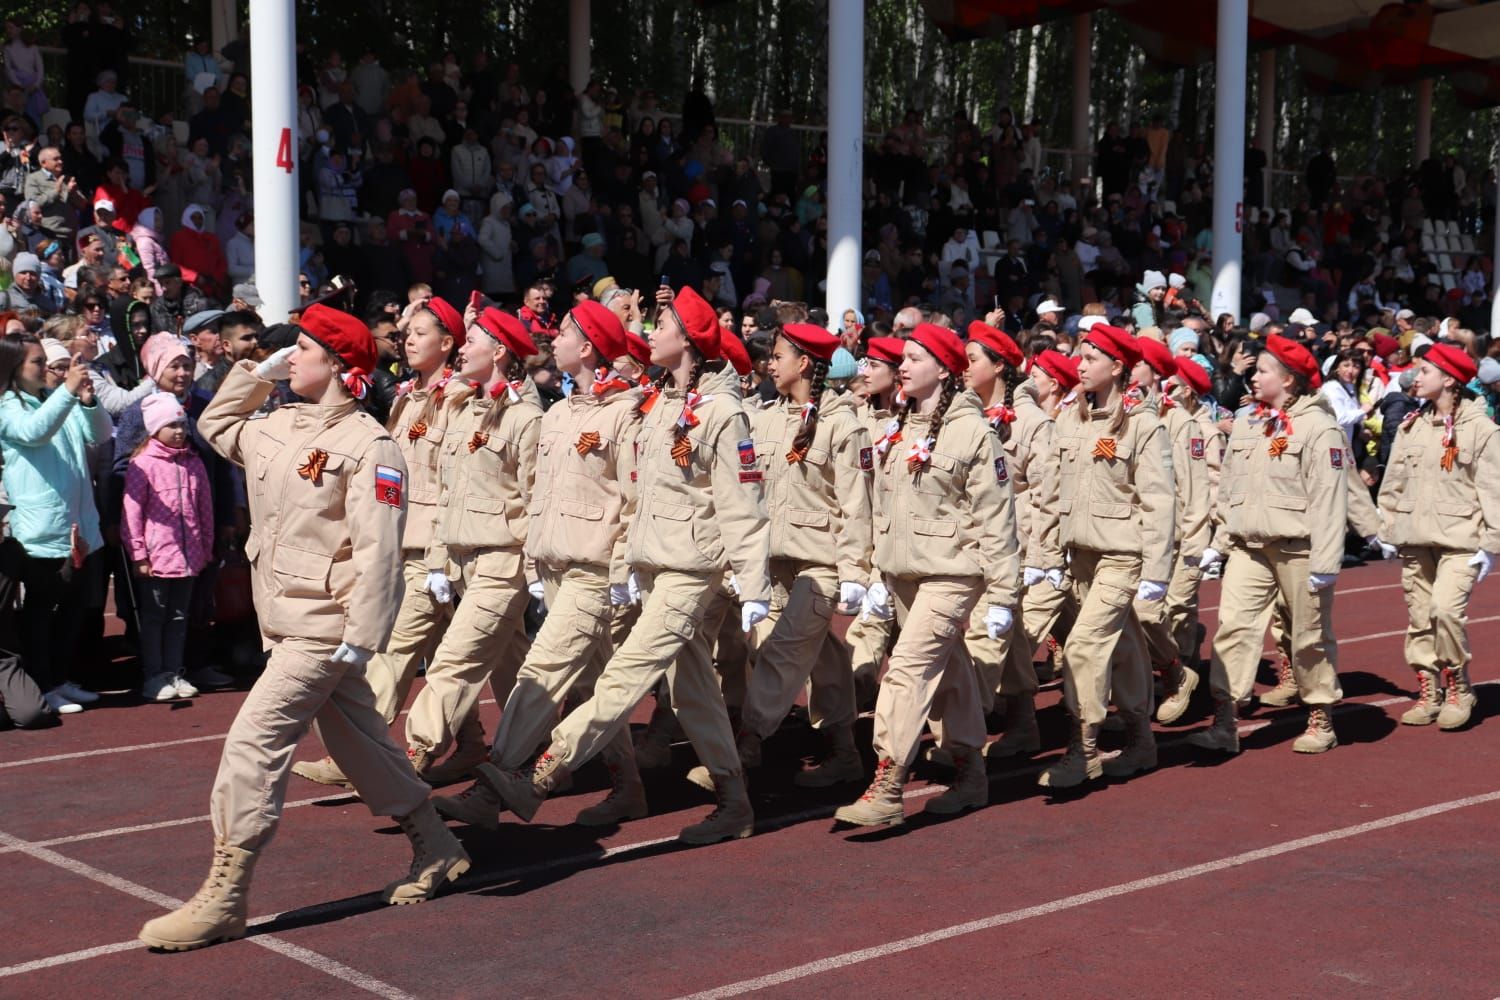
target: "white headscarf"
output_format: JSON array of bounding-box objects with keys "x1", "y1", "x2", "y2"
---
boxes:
[{"x1": 180, "y1": 203, "x2": 208, "y2": 233}]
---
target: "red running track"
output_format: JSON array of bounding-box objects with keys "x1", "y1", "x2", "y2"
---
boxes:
[{"x1": 2, "y1": 560, "x2": 1498, "y2": 998}]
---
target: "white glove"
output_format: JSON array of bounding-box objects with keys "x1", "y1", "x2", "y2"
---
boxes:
[
  {"x1": 862, "y1": 580, "x2": 894, "y2": 621},
  {"x1": 985, "y1": 605, "x2": 1013, "y2": 639},
  {"x1": 1135, "y1": 580, "x2": 1168, "y2": 602},
  {"x1": 1199, "y1": 547, "x2": 1224, "y2": 571},
  {"x1": 528, "y1": 579, "x2": 546, "y2": 611},
  {"x1": 839, "y1": 581, "x2": 867, "y2": 609},
  {"x1": 627, "y1": 570, "x2": 642, "y2": 604},
  {"x1": 423, "y1": 570, "x2": 453, "y2": 604},
  {"x1": 726, "y1": 573, "x2": 741, "y2": 596},
  {"x1": 1308, "y1": 573, "x2": 1337, "y2": 593},
  {"x1": 741, "y1": 599, "x2": 769, "y2": 632},
  {"x1": 1367, "y1": 535, "x2": 1398, "y2": 560},
  {"x1": 255, "y1": 345, "x2": 296, "y2": 381},
  {"x1": 609, "y1": 582, "x2": 633, "y2": 606},
  {"x1": 1022, "y1": 566, "x2": 1044, "y2": 588},
  {"x1": 1470, "y1": 550, "x2": 1495, "y2": 583},
  {"x1": 1045, "y1": 568, "x2": 1066, "y2": 590},
  {"x1": 330, "y1": 642, "x2": 373, "y2": 667}
]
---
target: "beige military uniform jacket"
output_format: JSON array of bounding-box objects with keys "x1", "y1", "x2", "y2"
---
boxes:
[
  {"x1": 199, "y1": 361, "x2": 407, "y2": 651},
  {"x1": 1151, "y1": 396, "x2": 1215, "y2": 562},
  {"x1": 625, "y1": 365, "x2": 772, "y2": 603},
  {"x1": 1378, "y1": 397, "x2": 1500, "y2": 553},
  {"x1": 1215, "y1": 393, "x2": 1348, "y2": 576},
  {"x1": 428, "y1": 379, "x2": 542, "y2": 571},
  {"x1": 525, "y1": 384, "x2": 641, "y2": 586},
  {"x1": 1008, "y1": 381, "x2": 1061, "y2": 570},
  {"x1": 748, "y1": 389, "x2": 874, "y2": 585},
  {"x1": 1054, "y1": 397, "x2": 1176, "y2": 584},
  {"x1": 872, "y1": 391, "x2": 1020, "y2": 610},
  {"x1": 387, "y1": 373, "x2": 473, "y2": 555}
]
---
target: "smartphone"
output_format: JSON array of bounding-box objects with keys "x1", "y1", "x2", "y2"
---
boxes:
[
  {"x1": 469, "y1": 290, "x2": 483, "y2": 310},
  {"x1": 993, "y1": 295, "x2": 999, "y2": 309},
  {"x1": 659, "y1": 275, "x2": 669, "y2": 287}
]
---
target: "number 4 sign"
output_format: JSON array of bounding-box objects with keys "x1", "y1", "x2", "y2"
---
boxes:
[{"x1": 275, "y1": 128, "x2": 293, "y2": 173}]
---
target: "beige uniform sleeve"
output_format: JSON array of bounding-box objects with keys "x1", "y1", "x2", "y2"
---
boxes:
[
  {"x1": 515, "y1": 409, "x2": 541, "y2": 588},
  {"x1": 1133, "y1": 419, "x2": 1177, "y2": 583},
  {"x1": 830, "y1": 417, "x2": 874, "y2": 586},
  {"x1": 1175, "y1": 420, "x2": 1213, "y2": 561},
  {"x1": 610, "y1": 412, "x2": 642, "y2": 587},
  {"x1": 197, "y1": 360, "x2": 272, "y2": 467},
  {"x1": 968, "y1": 428, "x2": 1021, "y2": 610},
  {"x1": 1304, "y1": 425, "x2": 1351, "y2": 576},
  {"x1": 1027, "y1": 420, "x2": 1062, "y2": 569},
  {"x1": 1475, "y1": 425, "x2": 1500, "y2": 554},
  {"x1": 1343, "y1": 454, "x2": 1381, "y2": 540},
  {"x1": 343, "y1": 437, "x2": 411, "y2": 651},
  {"x1": 710, "y1": 408, "x2": 772, "y2": 603}
]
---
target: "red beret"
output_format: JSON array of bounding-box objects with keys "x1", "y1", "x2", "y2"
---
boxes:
[
  {"x1": 719, "y1": 325, "x2": 752, "y2": 376},
  {"x1": 301, "y1": 304, "x2": 377, "y2": 398},
  {"x1": 909, "y1": 322, "x2": 968, "y2": 375},
  {"x1": 1372, "y1": 333, "x2": 1400, "y2": 358},
  {"x1": 567, "y1": 300, "x2": 626, "y2": 363},
  {"x1": 966, "y1": 321, "x2": 1023, "y2": 367},
  {"x1": 780, "y1": 322, "x2": 839, "y2": 362},
  {"x1": 478, "y1": 306, "x2": 539, "y2": 360},
  {"x1": 1424, "y1": 343, "x2": 1477, "y2": 385},
  {"x1": 424, "y1": 296, "x2": 465, "y2": 338},
  {"x1": 623, "y1": 330, "x2": 652, "y2": 366},
  {"x1": 1265, "y1": 334, "x2": 1322, "y2": 390},
  {"x1": 1032, "y1": 349, "x2": 1079, "y2": 391},
  {"x1": 667, "y1": 286, "x2": 722, "y2": 360},
  {"x1": 1173, "y1": 356, "x2": 1211, "y2": 396},
  {"x1": 1083, "y1": 324, "x2": 1141, "y2": 368},
  {"x1": 864, "y1": 336, "x2": 905, "y2": 365},
  {"x1": 1136, "y1": 335, "x2": 1176, "y2": 378}
]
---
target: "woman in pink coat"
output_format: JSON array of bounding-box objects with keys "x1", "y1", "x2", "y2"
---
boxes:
[
  {"x1": 122, "y1": 393, "x2": 214, "y2": 701},
  {"x1": 129, "y1": 207, "x2": 171, "y2": 293}
]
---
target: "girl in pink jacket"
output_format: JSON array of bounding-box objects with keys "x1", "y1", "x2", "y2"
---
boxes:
[{"x1": 122, "y1": 393, "x2": 214, "y2": 701}]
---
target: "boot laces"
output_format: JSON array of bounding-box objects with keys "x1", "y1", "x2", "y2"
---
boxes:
[
  {"x1": 1275, "y1": 656, "x2": 1295, "y2": 689},
  {"x1": 1419, "y1": 671, "x2": 1437, "y2": 705},
  {"x1": 188, "y1": 848, "x2": 236, "y2": 908},
  {"x1": 1443, "y1": 668, "x2": 1461, "y2": 705},
  {"x1": 862, "y1": 758, "x2": 896, "y2": 801}
]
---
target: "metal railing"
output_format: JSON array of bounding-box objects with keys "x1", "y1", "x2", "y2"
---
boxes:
[{"x1": 32, "y1": 46, "x2": 186, "y2": 124}]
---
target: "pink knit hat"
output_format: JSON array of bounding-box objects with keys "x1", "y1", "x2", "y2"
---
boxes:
[
  {"x1": 142, "y1": 392, "x2": 186, "y2": 436},
  {"x1": 140, "y1": 332, "x2": 191, "y2": 384}
]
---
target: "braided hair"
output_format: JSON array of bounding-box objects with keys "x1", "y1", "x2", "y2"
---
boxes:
[
  {"x1": 782, "y1": 336, "x2": 830, "y2": 460},
  {"x1": 403, "y1": 305, "x2": 463, "y2": 433},
  {"x1": 478, "y1": 351, "x2": 528, "y2": 437},
  {"x1": 669, "y1": 352, "x2": 706, "y2": 451},
  {"x1": 974, "y1": 341, "x2": 1027, "y2": 444},
  {"x1": 896, "y1": 370, "x2": 959, "y2": 456}
]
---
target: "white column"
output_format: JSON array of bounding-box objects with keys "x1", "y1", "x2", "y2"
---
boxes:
[
  {"x1": 210, "y1": 0, "x2": 238, "y2": 54},
  {"x1": 569, "y1": 0, "x2": 591, "y2": 96},
  {"x1": 1071, "y1": 13, "x2": 1092, "y2": 182},
  {"x1": 825, "y1": 0, "x2": 864, "y2": 329},
  {"x1": 1211, "y1": 0, "x2": 1248, "y2": 322},
  {"x1": 1257, "y1": 48, "x2": 1275, "y2": 206},
  {"x1": 1491, "y1": 165, "x2": 1500, "y2": 338},
  {"x1": 1416, "y1": 79, "x2": 1433, "y2": 164},
  {"x1": 249, "y1": 0, "x2": 300, "y2": 322}
]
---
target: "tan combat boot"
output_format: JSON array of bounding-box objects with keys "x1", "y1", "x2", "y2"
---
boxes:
[
  {"x1": 1186, "y1": 699, "x2": 1241, "y2": 753},
  {"x1": 1155, "y1": 661, "x2": 1200, "y2": 724},
  {"x1": 432, "y1": 781, "x2": 503, "y2": 831},
  {"x1": 794, "y1": 723, "x2": 865, "y2": 787},
  {"x1": 1258, "y1": 654, "x2": 1299, "y2": 707},
  {"x1": 926, "y1": 745, "x2": 987, "y2": 815},
  {"x1": 476, "y1": 747, "x2": 569, "y2": 823},
  {"x1": 985, "y1": 695, "x2": 1041, "y2": 759},
  {"x1": 1037, "y1": 720, "x2": 1103, "y2": 789},
  {"x1": 576, "y1": 739, "x2": 648, "y2": 826},
  {"x1": 1102, "y1": 713, "x2": 1158, "y2": 777},
  {"x1": 1292, "y1": 705, "x2": 1337, "y2": 753},
  {"x1": 405, "y1": 744, "x2": 434, "y2": 779},
  {"x1": 1438, "y1": 666, "x2": 1477, "y2": 731},
  {"x1": 381, "y1": 800, "x2": 471, "y2": 904},
  {"x1": 290, "y1": 755, "x2": 351, "y2": 789},
  {"x1": 420, "y1": 715, "x2": 489, "y2": 786},
  {"x1": 678, "y1": 772, "x2": 754, "y2": 844},
  {"x1": 834, "y1": 757, "x2": 908, "y2": 826},
  {"x1": 688, "y1": 728, "x2": 762, "y2": 791},
  {"x1": 139, "y1": 840, "x2": 257, "y2": 951},
  {"x1": 1400, "y1": 668, "x2": 1443, "y2": 726}
]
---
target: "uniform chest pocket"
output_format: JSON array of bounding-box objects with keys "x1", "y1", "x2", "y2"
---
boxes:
[
  {"x1": 286, "y1": 451, "x2": 347, "y2": 507},
  {"x1": 913, "y1": 451, "x2": 961, "y2": 496},
  {"x1": 1088, "y1": 437, "x2": 1134, "y2": 501}
]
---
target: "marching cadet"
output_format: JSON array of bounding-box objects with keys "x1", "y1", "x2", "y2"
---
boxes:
[
  {"x1": 292, "y1": 295, "x2": 469, "y2": 790},
  {"x1": 844, "y1": 335, "x2": 907, "y2": 709},
  {"x1": 402, "y1": 307, "x2": 541, "y2": 774},
  {"x1": 141, "y1": 306, "x2": 468, "y2": 953},
  {"x1": 1163, "y1": 355, "x2": 1226, "y2": 684},
  {"x1": 1379, "y1": 344, "x2": 1499, "y2": 730},
  {"x1": 436, "y1": 300, "x2": 649, "y2": 829},
  {"x1": 1041, "y1": 325, "x2": 1174, "y2": 789},
  {"x1": 476, "y1": 285, "x2": 772, "y2": 845},
  {"x1": 834, "y1": 323, "x2": 1019, "y2": 826},
  {"x1": 1192, "y1": 335, "x2": 1348, "y2": 755},
  {"x1": 697, "y1": 321, "x2": 874, "y2": 789},
  {"x1": 1127, "y1": 338, "x2": 1213, "y2": 725}
]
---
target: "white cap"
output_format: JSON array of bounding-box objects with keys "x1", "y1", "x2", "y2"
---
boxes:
[
  {"x1": 1248, "y1": 311, "x2": 1271, "y2": 333},
  {"x1": 1168, "y1": 273, "x2": 1185, "y2": 289},
  {"x1": 1076, "y1": 314, "x2": 1106, "y2": 331},
  {"x1": 1396, "y1": 308, "x2": 1415, "y2": 320},
  {"x1": 1141, "y1": 270, "x2": 1167, "y2": 292},
  {"x1": 1288, "y1": 307, "x2": 1316, "y2": 326},
  {"x1": 1035, "y1": 299, "x2": 1062, "y2": 315}
]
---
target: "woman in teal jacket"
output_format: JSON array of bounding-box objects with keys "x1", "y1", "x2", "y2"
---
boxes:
[{"x1": 0, "y1": 336, "x2": 112, "y2": 715}]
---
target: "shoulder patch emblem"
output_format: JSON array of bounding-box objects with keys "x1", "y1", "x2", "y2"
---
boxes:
[
  {"x1": 1190, "y1": 437, "x2": 1205, "y2": 460},
  {"x1": 738, "y1": 438, "x2": 757, "y2": 467},
  {"x1": 994, "y1": 456, "x2": 1009, "y2": 484},
  {"x1": 858, "y1": 446, "x2": 874, "y2": 471},
  {"x1": 375, "y1": 465, "x2": 404, "y2": 507},
  {"x1": 1330, "y1": 447, "x2": 1343, "y2": 470}
]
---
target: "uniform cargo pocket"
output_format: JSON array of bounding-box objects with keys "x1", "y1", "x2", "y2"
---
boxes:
[
  {"x1": 911, "y1": 517, "x2": 957, "y2": 537},
  {"x1": 1436, "y1": 500, "x2": 1475, "y2": 517},
  {"x1": 788, "y1": 508, "x2": 830, "y2": 528},
  {"x1": 464, "y1": 495, "x2": 507, "y2": 515},
  {"x1": 1090, "y1": 502, "x2": 1131, "y2": 519},
  {"x1": 652, "y1": 500, "x2": 692, "y2": 521},
  {"x1": 271, "y1": 544, "x2": 332, "y2": 598},
  {"x1": 559, "y1": 497, "x2": 604, "y2": 520},
  {"x1": 1265, "y1": 494, "x2": 1307, "y2": 511}
]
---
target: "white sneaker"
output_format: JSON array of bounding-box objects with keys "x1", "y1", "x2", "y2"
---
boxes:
[
  {"x1": 144, "y1": 676, "x2": 179, "y2": 702},
  {"x1": 57, "y1": 681, "x2": 100, "y2": 704},
  {"x1": 173, "y1": 675, "x2": 199, "y2": 698},
  {"x1": 43, "y1": 689, "x2": 83, "y2": 714},
  {"x1": 187, "y1": 665, "x2": 234, "y2": 689}
]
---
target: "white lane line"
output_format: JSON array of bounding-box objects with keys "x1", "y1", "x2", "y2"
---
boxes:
[
  {"x1": 672, "y1": 789, "x2": 1500, "y2": 999},
  {"x1": 1, "y1": 733, "x2": 229, "y2": 770},
  {"x1": 1200, "y1": 581, "x2": 1401, "y2": 614},
  {"x1": 0, "y1": 828, "x2": 415, "y2": 999},
  {"x1": 0, "y1": 940, "x2": 145, "y2": 978},
  {"x1": 1342, "y1": 615, "x2": 1500, "y2": 645}
]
